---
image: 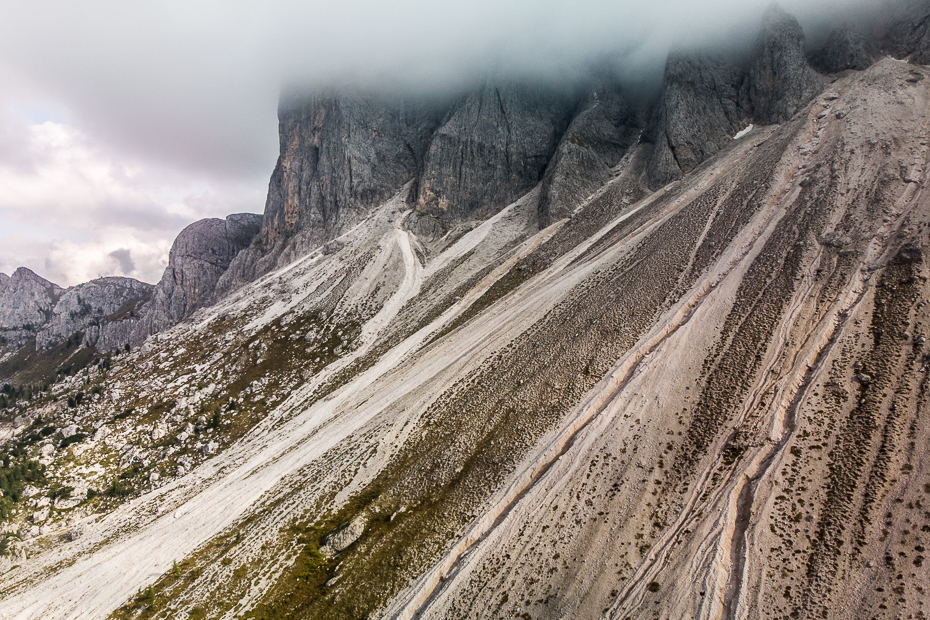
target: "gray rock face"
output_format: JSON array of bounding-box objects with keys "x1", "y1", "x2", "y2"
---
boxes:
[
  {"x1": 0, "y1": 268, "x2": 64, "y2": 347},
  {"x1": 218, "y1": 93, "x2": 442, "y2": 292},
  {"x1": 37, "y1": 277, "x2": 152, "y2": 349},
  {"x1": 264, "y1": 92, "x2": 441, "y2": 246},
  {"x1": 537, "y1": 82, "x2": 640, "y2": 226},
  {"x1": 748, "y1": 6, "x2": 823, "y2": 124},
  {"x1": 882, "y1": 1, "x2": 930, "y2": 64},
  {"x1": 811, "y1": 23, "x2": 876, "y2": 73},
  {"x1": 647, "y1": 6, "x2": 821, "y2": 188},
  {"x1": 415, "y1": 81, "x2": 575, "y2": 226},
  {"x1": 0, "y1": 268, "x2": 154, "y2": 352},
  {"x1": 647, "y1": 53, "x2": 750, "y2": 188},
  {"x1": 136, "y1": 213, "x2": 262, "y2": 338}
]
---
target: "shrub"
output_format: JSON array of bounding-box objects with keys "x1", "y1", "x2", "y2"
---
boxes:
[
  {"x1": 647, "y1": 581, "x2": 661, "y2": 592},
  {"x1": 59, "y1": 433, "x2": 87, "y2": 450}
]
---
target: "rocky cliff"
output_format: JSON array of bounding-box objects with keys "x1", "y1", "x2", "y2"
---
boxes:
[
  {"x1": 136, "y1": 213, "x2": 262, "y2": 339},
  {"x1": 216, "y1": 93, "x2": 443, "y2": 292},
  {"x1": 647, "y1": 6, "x2": 823, "y2": 188},
  {"x1": 0, "y1": 268, "x2": 151, "y2": 354},
  {"x1": 811, "y1": 22, "x2": 877, "y2": 73},
  {"x1": 37, "y1": 277, "x2": 152, "y2": 350},
  {"x1": 0, "y1": 268, "x2": 64, "y2": 348},
  {"x1": 536, "y1": 80, "x2": 641, "y2": 227},
  {"x1": 882, "y1": 0, "x2": 930, "y2": 63},
  {"x1": 413, "y1": 80, "x2": 576, "y2": 230}
]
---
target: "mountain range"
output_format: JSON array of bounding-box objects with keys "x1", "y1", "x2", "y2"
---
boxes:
[{"x1": 2, "y1": 3, "x2": 930, "y2": 619}]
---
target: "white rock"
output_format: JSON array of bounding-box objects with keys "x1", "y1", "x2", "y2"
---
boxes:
[{"x1": 54, "y1": 498, "x2": 81, "y2": 510}]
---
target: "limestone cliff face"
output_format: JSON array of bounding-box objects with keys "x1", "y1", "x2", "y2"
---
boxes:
[
  {"x1": 415, "y1": 81, "x2": 575, "y2": 227},
  {"x1": 0, "y1": 268, "x2": 63, "y2": 348},
  {"x1": 882, "y1": 0, "x2": 930, "y2": 64},
  {"x1": 136, "y1": 213, "x2": 262, "y2": 338},
  {"x1": 217, "y1": 93, "x2": 443, "y2": 291},
  {"x1": 811, "y1": 23, "x2": 877, "y2": 73},
  {"x1": 537, "y1": 81, "x2": 640, "y2": 227},
  {"x1": 646, "y1": 53, "x2": 750, "y2": 188},
  {"x1": 647, "y1": 6, "x2": 822, "y2": 188},
  {"x1": 748, "y1": 6, "x2": 824, "y2": 124}
]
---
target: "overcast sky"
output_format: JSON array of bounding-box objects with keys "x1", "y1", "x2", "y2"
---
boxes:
[{"x1": 0, "y1": 0, "x2": 881, "y2": 286}]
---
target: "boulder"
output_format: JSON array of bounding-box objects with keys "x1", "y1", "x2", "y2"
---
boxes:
[{"x1": 319, "y1": 515, "x2": 367, "y2": 557}]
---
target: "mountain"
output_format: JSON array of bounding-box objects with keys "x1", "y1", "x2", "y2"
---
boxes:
[
  {"x1": 135, "y1": 213, "x2": 263, "y2": 340},
  {"x1": 3, "y1": 4, "x2": 930, "y2": 620}
]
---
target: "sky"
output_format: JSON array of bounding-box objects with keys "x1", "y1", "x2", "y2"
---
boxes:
[{"x1": 0, "y1": 0, "x2": 882, "y2": 286}]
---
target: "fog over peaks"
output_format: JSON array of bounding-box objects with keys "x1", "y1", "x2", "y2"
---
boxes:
[{"x1": 0, "y1": 0, "x2": 882, "y2": 286}]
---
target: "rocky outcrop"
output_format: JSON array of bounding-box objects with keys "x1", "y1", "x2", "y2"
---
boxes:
[
  {"x1": 0, "y1": 269, "x2": 153, "y2": 352},
  {"x1": 647, "y1": 6, "x2": 822, "y2": 188},
  {"x1": 881, "y1": 0, "x2": 930, "y2": 64},
  {"x1": 0, "y1": 268, "x2": 63, "y2": 348},
  {"x1": 748, "y1": 6, "x2": 823, "y2": 124},
  {"x1": 136, "y1": 213, "x2": 262, "y2": 338},
  {"x1": 414, "y1": 81, "x2": 575, "y2": 229},
  {"x1": 811, "y1": 23, "x2": 876, "y2": 73},
  {"x1": 646, "y1": 53, "x2": 750, "y2": 187},
  {"x1": 37, "y1": 277, "x2": 152, "y2": 350},
  {"x1": 537, "y1": 81, "x2": 640, "y2": 226},
  {"x1": 217, "y1": 93, "x2": 443, "y2": 292}
]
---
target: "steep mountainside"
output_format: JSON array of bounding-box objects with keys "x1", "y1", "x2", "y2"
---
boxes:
[{"x1": 3, "y1": 5, "x2": 930, "y2": 620}]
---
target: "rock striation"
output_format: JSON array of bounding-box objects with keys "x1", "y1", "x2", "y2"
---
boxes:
[{"x1": 136, "y1": 213, "x2": 262, "y2": 338}]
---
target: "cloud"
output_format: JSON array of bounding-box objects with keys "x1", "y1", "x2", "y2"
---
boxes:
[
  {"x1": 0, "y1": 0, "x2": 885, "y2": 287},
  {"x1": 108, "y1": 248, "x2": 136, "y2": 276},
  {"x1": 0, "y1": 116, "x2": 266, "y2": 285}
]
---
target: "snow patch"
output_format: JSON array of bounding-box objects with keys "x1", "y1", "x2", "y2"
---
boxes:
[{"x1": 733, "y1": 124, "x2": 754, "y2": 140}]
